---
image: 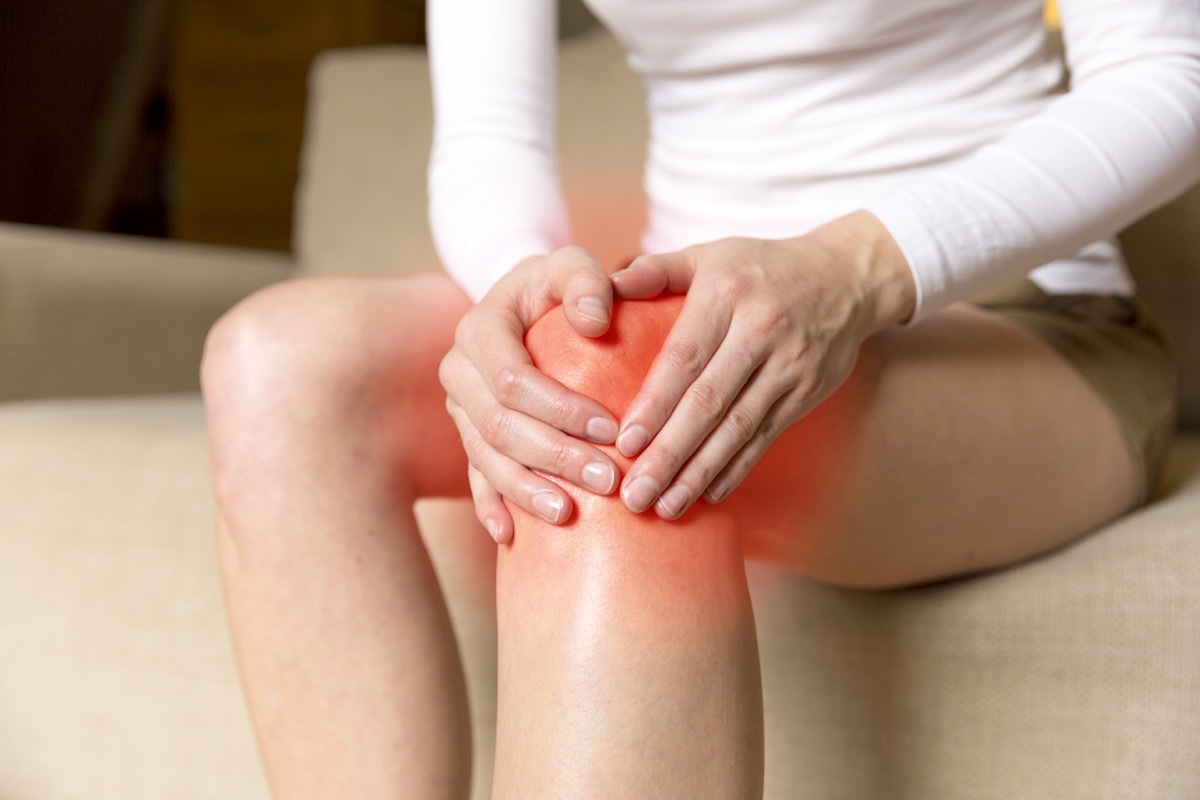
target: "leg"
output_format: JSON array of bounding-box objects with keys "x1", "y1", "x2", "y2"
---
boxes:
[
  {"x1": 519, "y1": 294, "x2": 1138, "y2": 590},
  {"x1": 489, "y1": 293, "x2": 1137, "y2": 794},
  {"x1": 727, "y1": 301, "x2": 1141, "y2": 588},
  {"x1": 492, "y1": 302, "x2": 765, "y2": 799},
  {"x1": 202, "y1": 273, "x2": 480, "y2": 798}
]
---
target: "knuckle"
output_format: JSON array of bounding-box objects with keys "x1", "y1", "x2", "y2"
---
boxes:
[
  {"x1": 708, "y1": 269, "x2": 748, "y2": 298},
  {"x1": 752, "y1": 302, "x2": 792, "y2": 338},
  {"x1": 724, "y1": 406, "x2": 761, "y2": 444},
  {"x1": 463, "y1": 432, "x2": 490, "y2": 465},
  {"x1": 557, "y1": 244, "x2": 590, "y2": 262},
  {"x1": 650, "y1": 445, "x2": 685, "y2": 479},
  {"x1": 728, "y1": 338, "x2": 758, "y2": 368},
  {"x1": 545, "y1": 440, "x2": 575, "y2": 476},
  {"x1": 539, "y1": 392, "x2": 577, "y2": 432},
  {"x1": 480, "y1": 408, "x2": 511, "y2": 448},
  {"x1": 437, "y1": 350, "x2": 460, "y2": 391},
  {"x1": 455, "y1": 310, "x2": 480, "y2": 342},
  {"x1": 685, "y1": 380, "x2": 727, "y2": 419},
  {"x1": 569, "y1": 261, "x2": 608, "y2": 290},
  {"x1": 553, "y1": 245, "x2": 598, "y2": 275},
  {"x1": 756, "y1": 415, "x2": 782, "y2": 446},
  {"x1": 489, "y1": 363, "x2": 523, "y2": 406},
  {"x1": 678, "y1": 456, "x2": 719, "y2": 496},
  {"x1": 664, "y1": 337, "x2": 707, "y2": 378}
]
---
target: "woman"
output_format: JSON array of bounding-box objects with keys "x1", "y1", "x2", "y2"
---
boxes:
[{"x1": 201, "y1": 0, "x2": 1200, "y2": 796}]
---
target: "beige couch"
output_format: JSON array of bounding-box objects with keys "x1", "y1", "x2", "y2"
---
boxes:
[{"x1": 2, "y1": 29, "x2": 1198, "y2": 800}]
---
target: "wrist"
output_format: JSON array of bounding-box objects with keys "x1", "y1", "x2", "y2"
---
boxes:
[{"x1": 805, "y1": 210, "x2": 917, "y2": 332}]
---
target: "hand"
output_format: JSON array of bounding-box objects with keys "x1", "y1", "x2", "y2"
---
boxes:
[
  {"x1": 439, "y1": 246, "x2": 622, "y2": 544},
  {"x1": 609, "y1": 211, "x2": 916, "y2": 519}
]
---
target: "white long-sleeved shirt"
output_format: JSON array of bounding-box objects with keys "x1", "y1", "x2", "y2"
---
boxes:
[{"x1": 427, "y1": 0, "x2": 1200, "y2": 322}]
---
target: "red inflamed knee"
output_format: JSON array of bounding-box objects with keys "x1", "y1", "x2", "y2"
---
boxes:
[{"x1": 519, "y1": 295, "x2": 864, "y2": 561}]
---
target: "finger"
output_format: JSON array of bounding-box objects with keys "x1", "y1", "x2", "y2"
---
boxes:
[
  {"x1": 449, "y1": 353, "x2": 620, "y2": 493},
  {"x1": 611, "y1": 250, "x2": 696, "y2": 299},
  {"x1": 549, "y1": 246, "x2": 614, "y2": 338},
  {"x1": 648, "y1": 374, "x2": 786, "y2": 519},
  {"x1": 702, "y1": 392, "x2": 801, "y2": 506},
  {"x1": 450, "y1": 401, "x2": 575, "y2": 525},
  {"x1": 615, "y1": 290, "x2": 735, "y2": 459},
  {"x1": 619, "y1": 339, "x2": 763, "y2": 514},
  {"x1": 467, "y1": 464, "x2": 513, "y2": 544},
  {"x1": 448, "y1": 320, "x2": 619, "y2": 444}
]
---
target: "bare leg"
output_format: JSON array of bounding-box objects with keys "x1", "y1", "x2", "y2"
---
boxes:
[
  {"x1": 202, "y1": 274, "x2": 478, "y2": 799},
  {"x1": 205, "y1": 282, "x2": 1138, "y2": 798},
  {"x1": 512, "y1": 295, "x2": 1138, "y2": 589},
  {"x1": 494, "y1": 492, "x2": 764, "y2": 799},
  {"x1": 492, "y1": 294, "x2": 1138, "y2": 796},
  {"x1": 727, "y1": 301, "x2": 1141, "y2": 588},
  {"x1": 493, "y1": 300, "x2": 767, "y2": 798}
]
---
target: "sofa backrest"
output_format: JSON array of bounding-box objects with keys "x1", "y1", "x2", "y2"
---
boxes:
[
  {"x1": 294, "y1": 27, "x2": 648, "y2": 278},
  {"x1": 295, "y1": 31, "x2": 1198, "y2": 430}
]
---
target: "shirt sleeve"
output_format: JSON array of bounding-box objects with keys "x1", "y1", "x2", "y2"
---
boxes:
[
  {"x1": 864, "y1": 0, "x2": 1200, "y2": 324},
  {"x1": 426, "y1": 0, "x2": 573, "y2": 302}
]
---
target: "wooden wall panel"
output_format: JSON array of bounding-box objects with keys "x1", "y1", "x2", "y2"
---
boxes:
[{"x1": 172, "y1": 0, "x2": 425, "y2": 250}]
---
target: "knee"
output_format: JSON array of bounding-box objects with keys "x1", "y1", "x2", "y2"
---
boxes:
[
  {"x1": 205, "y1": 277, "x2": 393, "y2": 412},
  {"x1": 523, "y1": 294, "x2": 685, "y2": 418},
  {"x1": 201, "y1": 279, "x2": 382, "y2": 498},
  {"x1": 514, "y1": 294, "x2": 747, "y2": 564}
]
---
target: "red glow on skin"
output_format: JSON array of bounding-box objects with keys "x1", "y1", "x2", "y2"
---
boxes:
[
  {"x1": 563, "y1": 167, "x2": 647, "y2": 270},
  {"x1": 509, "y1": 294, "x2": 866, "y2": 574}
]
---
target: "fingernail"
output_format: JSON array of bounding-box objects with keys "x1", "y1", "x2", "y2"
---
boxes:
[
  {"x1": 706, "y1": 480, "x2": 729, "y2": 503},
  {"x1": 581, "y1": 461, "x2": 618, "y2": 494},
  {"x1": 532, "y1": 490, "x2": 566, "y2": 524},
  {"x1": 585, "y1": 416, "x2": 618, "y2": 443},
  {"x1": 656, "y1": 484, "x2": 690, "y2": 519},
  {"x1": 617, "y1": 424, "x2": 650, "y2": 457},
  {"x1": 484, "y1": 518, "x2": 501, "y2": 542},
  {"x1": 576, "y1": 296, "x2": 609, "y2": 325},
  {"x1": 621, "y1": 474, "x2": 660, "y2": 513}
]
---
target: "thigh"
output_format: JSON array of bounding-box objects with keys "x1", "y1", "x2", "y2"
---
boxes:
[
  {"x1": 365, "y1": 273, "x2": 475, "y2": 499},
  {"x1": 522, "y1": 296, "x2": 1140, "y2": 589},
  {"x1": 326, "y1": 272, "x2": 475, "y2": 499},
  {"x1": 730, "y1": 303, "x2": 1140, "y2": 588}
]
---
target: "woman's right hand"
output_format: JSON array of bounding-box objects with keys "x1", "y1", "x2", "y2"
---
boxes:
[{"x1": 439, "y1": 246, "x2": 622, "y2": 544}]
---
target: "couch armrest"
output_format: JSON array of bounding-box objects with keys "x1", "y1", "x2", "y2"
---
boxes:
[{"x1": 0, "y1": 223, "x2": 294, "y2": 401}]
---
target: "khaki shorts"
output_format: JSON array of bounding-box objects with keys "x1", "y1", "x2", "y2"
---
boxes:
[{"x1": 969, "y1": 280, "x2": 1177, "y2": 504}]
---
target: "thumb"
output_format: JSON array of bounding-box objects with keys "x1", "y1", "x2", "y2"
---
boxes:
[
  {"x1": 610, "y1": 250, "x2": 696, "y2": 299},
  {"x1": 552, "y1": 246, "x2": 614, "y2": 338}
]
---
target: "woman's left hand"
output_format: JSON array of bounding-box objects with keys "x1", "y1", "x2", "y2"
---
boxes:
[{"x1": 610, "y1": 210, "x2": 916, "y2": 519}]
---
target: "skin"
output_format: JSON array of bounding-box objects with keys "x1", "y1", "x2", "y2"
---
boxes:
[
  {"x1": 440, "y1": 212, "x2": 915, "y2": 540},
  {"x1": 202, "y1": 211, "x2": 1138, "y2": 797}
]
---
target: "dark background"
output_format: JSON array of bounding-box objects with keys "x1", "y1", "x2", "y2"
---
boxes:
[
  {"x1": 0, "y1": 0, "x2": 432, "y2": 252},
  {"x1": 0, "y1": 0, "x2": 597, "y2": 252}
]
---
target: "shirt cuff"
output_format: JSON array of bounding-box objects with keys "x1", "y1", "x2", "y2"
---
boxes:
[{"x1": 862, "y1": 193, "x2": 950, "y2": 326}]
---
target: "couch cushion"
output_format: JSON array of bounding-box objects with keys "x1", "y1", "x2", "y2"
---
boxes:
[
  {"x1": 0, "y1": 396, "x2": 497, "y2": 800},
  {"x1": 4, "y1": 393, "x2": 1197, "y2": 799},
  {"x1": 751, "y1": 434, "x2": 1200, "y2": 799},
  {"x1": 0, "y1": 397, "x2": 268, "y2": 800}
]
